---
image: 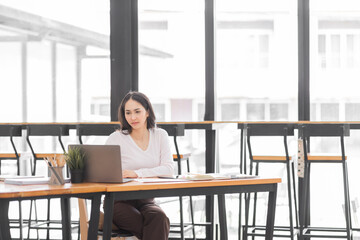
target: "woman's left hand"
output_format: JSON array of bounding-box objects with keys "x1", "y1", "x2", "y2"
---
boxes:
[{"x1": 123, "y1": 170, "x2": 138, "y2": 178}]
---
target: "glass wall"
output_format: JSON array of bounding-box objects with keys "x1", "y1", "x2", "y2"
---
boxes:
[
  {"x1": 137, "y1": 0, "x2": 206, "y2": 178},
  {"x1": 310, "y1": 0, "x2": 360, "y2": 229},
  {"x1": 0, "y1": 0, "x2": 110, "y2": 123},
  {"x1": 215, "y1": 1, "x2": 298, "y2": 237},
  {"x1": 0, "y1": 2, "x2": 110, "y2": 238},
  {"x1": 138, "y1": 1, "x2": 206, "y2": 238},
  {"x1": 138, "y1": 0, "x2": 205, "y2": 122},
  {"x1": 216, "y1": 0, "x2": 298, "y2": 123}
]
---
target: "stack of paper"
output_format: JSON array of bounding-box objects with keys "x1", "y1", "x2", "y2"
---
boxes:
[
  {"x1": 180, "y1": 173, "x2": 257, "y2": 181},
  {"x1": 2, "y1": 176, "x2": 71, "y2": 185},
  {"x1": 4, "y1": 176, "x2": 50, "y2": 185}
]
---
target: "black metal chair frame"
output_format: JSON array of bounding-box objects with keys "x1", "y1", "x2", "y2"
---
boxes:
[
  {"x1": 77, "y1": 123, "x2": 119, "y2": 145},
  {"x1": 159, "y1": 124, "x2": 196, "y2": 240},
  {"x1": 243, "y1": 123, "x2": 298, "y2": 239},
  {"x1": 0, "y1": 125, "x2": 22, "y2": 175},
  {"x1": 0, "y1": 125, "x2": 26, "y2": 239},
  {"x1": 77, "y1": 123, "x2": 133, "y2": 239},
  {"x1": 26, "y1": 124, "x2": 69, "y2": 176},
  {"x1": 299, "y1": 123, "x2": 352, "y2": 240},
  {"x1": 25, "y1": 124, "x2": 71, "y2": 240}
]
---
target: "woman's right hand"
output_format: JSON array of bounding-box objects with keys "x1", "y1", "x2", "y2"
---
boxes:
[{"x1": 123, "y1": 170, "x2": 138, "y2": 178}]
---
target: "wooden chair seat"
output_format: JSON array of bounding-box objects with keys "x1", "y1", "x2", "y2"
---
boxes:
[
  {"x1": 307, "y1": 154, "x2": 347, "y2": 161},
  {"x1": 172, "y1": 153, "x2": 191, "y2": 161},
  {"x1": 0, "y1": 153, "x2": 19, "y2": 158},
  {"x1": 0, "y1": 153, "x2": 65, "y2": 159},
  {"x1": 33, "y1": 153, "x2": 64, "y2": 159},
  {"x1": 252, "y1": 155, "x2": 292, "y2": 162}
]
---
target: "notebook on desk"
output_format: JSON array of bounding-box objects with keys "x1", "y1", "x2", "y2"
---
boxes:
[{"x1": 68, "y1": 144, "x2": 131, "y2": 183}]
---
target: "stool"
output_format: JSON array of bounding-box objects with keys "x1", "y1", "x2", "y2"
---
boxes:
[
  {"x1": 26, "y1": 124, "x2": 72, "y2": 240},
  {"x1": 159, "y1": 124, "x2": 196, "y2": 240},
  {"x1": 299, "y1": 123, "x2": 352, "y2": 239},
  {"x1": 243, "y1": 123, "x2": 298, "y2": 239}
]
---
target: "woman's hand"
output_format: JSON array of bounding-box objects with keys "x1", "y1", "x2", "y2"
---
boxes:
[{"x1": 123, "y1": 170, "x2": 138, "y2": 178}]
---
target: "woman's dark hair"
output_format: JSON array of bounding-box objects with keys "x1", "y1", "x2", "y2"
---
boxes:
[{"x1": 118, "y1": 91, "x2": 156, "y2": 134}]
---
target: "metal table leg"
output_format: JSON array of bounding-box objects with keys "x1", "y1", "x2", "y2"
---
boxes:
[
  {"x1": 218, "y1": 194, "x2": 228, "y2": 240},
  {"x1": 61, "y1": 197, "x2": 71, "y2": 240},
  {"x1": 265, "y1": 184, "x2": 278, "y2": 240},
  {"x1": 0, "y1": 199, "x2": 11, "y2": 240}
]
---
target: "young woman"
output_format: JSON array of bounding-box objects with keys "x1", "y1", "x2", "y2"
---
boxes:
[{"x1": 105, "y1": 91, "x2": 174, "y2": 240}]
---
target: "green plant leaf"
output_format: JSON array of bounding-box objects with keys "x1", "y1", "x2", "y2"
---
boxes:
[{"x1": 64, "y1": 146, "x2": 85, "y2": 170}]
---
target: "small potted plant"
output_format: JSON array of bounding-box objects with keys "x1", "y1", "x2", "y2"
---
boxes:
[{"x1": 64, "y1": 146, "x2": 85, "y2": 183}]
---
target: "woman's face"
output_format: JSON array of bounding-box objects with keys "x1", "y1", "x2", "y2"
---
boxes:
[{"x1": 124, "y1": 99, "x2": 149, "y2": 130}]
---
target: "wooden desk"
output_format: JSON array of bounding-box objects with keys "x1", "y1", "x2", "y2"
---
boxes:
[
  {"x1": 102, "y1": 178, "x2": 281, "y2": 240},
  {"x1": 0, "y1": 183, "x2": 107, "y2": 240}
]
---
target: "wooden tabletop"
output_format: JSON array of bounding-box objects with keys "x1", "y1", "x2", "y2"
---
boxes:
[
  {"x1": 106, "y1": 178, "x2": 282, "y2": 192},
  {"x1": 0, "y1": 178, "x2": 281, "y2": 199},
  {"x1": 0, "y1": 182, "x2": 107, "y2": 199}
]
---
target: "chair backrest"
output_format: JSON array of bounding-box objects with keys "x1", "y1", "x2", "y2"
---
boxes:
[
  {"x1": 26, "y1": 125, "x2": 70, "y2": 176},
  {"x1": 157, "y1": 124, "x2": 185, "y2": 137},
  {"x1": 158, "y1": 124, "x2": 186, "y2": 174},
  {"x1": 299, "y1": 124, "x2": 350, "y2": 160},
  {"x1": 0, "y1": 125, "x2": 23, "y2": 175},
  {"x1": 0, "y1": 125, "x2": 22, "y2": 152},
  {"x1": 246, "y1": 123, "x2": 295, "y2": 137},
  {"x1": 158, "y1": 124, "x2": 185, "y2": 155},
  {"x1": 0, "y1": 125, "x2": 22, "y2": 137},
  {"x1": 299, "y1": 123, "x2": 350, "y2": 138},
  {"x1": 26, "y1": 124, "x2": 70, "y2": 153},
  {"x1": 246, "y1": 123, "x2": 295, "y2": 161},
  {"x1": 77, "y1": 124, "x2": 119, "y2": 144}
]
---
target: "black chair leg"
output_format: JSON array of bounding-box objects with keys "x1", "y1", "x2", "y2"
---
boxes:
[
  {"x1": 32, "y1": 158, "x2": 37, "y2": 176},
  {"x1": 243, "y1": 194, "x2": 250, "y2": 240},
  {"x1": 17, "y1": 158, "x2": 20, "y2": 175},
  {"x1": 27, "y1": 200, "x2": 33, "y2": 239},
  {"x1": 46, "y1": 199, "x2": 51, "y2": 240},
  {"x1": 186, "y1": 158, "x2": 196, "y2": 239},
  {"x1": 251, "y1": 163, "x2": 259, "y2": 240},
  {"x1": 299, "y1": 161, "x2": 309, "y2": 240},
  {"x1": 19, "y1": 200, "x2": 23, "y2": 240},
  {"x1": 238, "y1": 193, "x2": 242, "y2": 240},
  {"x1": 286, "y1": 161, "x2": 295, "y2": 240},
  {"x1": 342, "y1": 161, "x2": 352, "y2": 240},
  {"x1": 244, "y1": 161, "x2": 253, "y2": 236},
  {"x1": 27, "y1": 200, "x2": 40, "y2": 240},
  {"x1": 179, "y1": 196, "x2": 185, "y2": 240},
  {"x1": 304, "y1": 162, "x2": 311, "y2": 240},
  {"x1": 291, "y1": 161, "x2": 299, "y2": 228}
]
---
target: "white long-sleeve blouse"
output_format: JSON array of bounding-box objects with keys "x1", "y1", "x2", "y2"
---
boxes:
[{"x1": 105, "y1": 127, "x2": 175, "y2": 178}]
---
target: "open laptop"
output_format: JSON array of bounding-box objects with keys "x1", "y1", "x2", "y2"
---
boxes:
[{"x1": 68, "y1": 144, "x2": 129, "y2": 183}]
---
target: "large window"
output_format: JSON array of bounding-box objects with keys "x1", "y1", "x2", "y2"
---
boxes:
[
  {"x1": 138, "y1": 1, "x2": 206, "y2": 238},
  {"x1": 0, "y1": 0, "x2": 110, "y2": 122},
  {"x1": 310, "y1": 0, "x2": 360, "y2": 228},
  {"x1": 0, "y1": 3, "x2": 110, "y2": 238},
  {"x1": 216, "y1": 0, "x2": 298, "y2": 122},
  {"x1": 138, "y1": 0, "x2": 205, "y2": 122},
  {"x1": 216, "y1": 1, "x2": 298, "y2": 237}
]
